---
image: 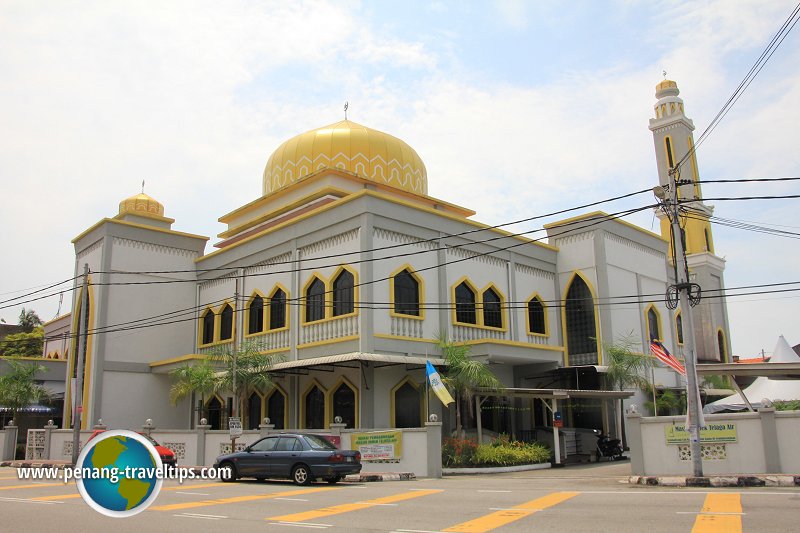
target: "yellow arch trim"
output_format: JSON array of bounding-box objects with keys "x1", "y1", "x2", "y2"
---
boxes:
[
  {"x1": 65, "y1": 276, "x2": 96, "y2": 429},
  {"x1": 644, "y1": 303, "x2": 663, "y2": 342},
  {"x1": 197, "y1": 305, "x2": 217, "y2": 347},
  {"x1": 264, "y1": 384, "x2": 289, "y2": 428},
  {"x1": 325, "y1": 376, "x2": 360, "y2": 429},
  {"x1": 560, "y1": 270, "x2": 602, "y2": 366},
  {"x1": 479, "y1": 282, "x2": 508, "y2": 332},
  {"x1": 330, "y1": 265, "x2": 359, "y2": 319},
  {"x1": 215, "y1": 299, "x2": 236, "y2": 343},
  {"x1": 525, "y1": 292, "x2": 549, "y2": 337},
  {"x1": 267, "y1": 283, "x2": 291, "y2": 332},
  {"x1": 389, "y1": 264, "x2": 425, "y2": 320},
  {"x1": 674, "y1": 311, "x2": 684, "y2": 346},
  {"x1": 301, "y1": 272, "x2": 327, "y2": 324},
  {"x1": 389, "y1": 376, "x2": 426, "y2": 428},
  {"x1": 299, "y1": 378, "x2": 327, "y2": 429},
  {"x1": 450, "y1": 276, "x2": 479, "y2": 327},
  {"x1": 244, "y1": 290, "x2": 267, "y2": 338},
  {"x1": 716, "y1": 328, "x2": 729, "y2": 363}
]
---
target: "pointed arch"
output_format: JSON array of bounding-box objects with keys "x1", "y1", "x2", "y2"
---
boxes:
[
  {"x1": 675, "y1": 311, "x2": 684, "y2": 346},
  {"x1": 65, "y1": 276, "x2": 95, "y2": 429},
  {"x1": 645, "y1": 304, "x2": 662, "y2": 342},
  {"x1": 267, "y1": 284, "x2": 289, "y2": 331},
  {"x1": 390, "y1": 376, "x2": 425, "y2": 428},
  {"x1": 451, "y1": 276, "x2": 478, "y2": 325},
  {"x1": 302, "y1": 274, "x2": 326, "y2": 323},
  {"x1": 325, "y1": 376, "x2": 359, "y2": 429},
  {"x1": 300, "y1": 379, "x2": 327, "y2": 429},
  {"x1": 480, "y1": 283, "x2": 506, "y2": 330},
  {"x1": 331, "y1": 265, "x2": 358, "y2": 318},
  {"x1": 390, "y1": 264, "x2": 424, "y2": 319},
  {"x1": 562, "y1": 271, "x2": 600, "y2": 366},
  {"x1": 246, "y1": 390, "x2": 265, "y2": 430},
  {"x1": 717, "y1": 328, "x2": 728, "y2": 363},
  {"x1": 217, "y1": 300, "x2": 235, "y2": 341},
  {"x1": 199, "y1": 306, "x2": 216, "y2": 346},
  {"x1": 265, "y1": 384, "x2": 288, "y2": 429},
  {"x1": 245, "y1": 290, "x2": 266, "y2": 336},
  {"x1": 526, "y1": 292, "x2": 548, "y2": 336}
]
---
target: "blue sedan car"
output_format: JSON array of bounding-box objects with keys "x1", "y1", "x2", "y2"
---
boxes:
[{"x1": 214, "y1": 433, "x2": 362, "y2": 485}]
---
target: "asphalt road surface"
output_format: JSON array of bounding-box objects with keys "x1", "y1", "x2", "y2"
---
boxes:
[{"x1": 1, "y1": 462, "x2": 798, "y2": 532}]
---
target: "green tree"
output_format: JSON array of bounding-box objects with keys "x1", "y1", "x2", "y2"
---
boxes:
[
  {"x1": 169, "y1": 357, "x2": 218, "y2": 421},
  {"x1": 0, "y1": 359, "x2": 51, "y2": 422},
  {"x1": 18, "y1": 308, "x2": 43, "y2": 332},
  {"x1": 438, "y1": 337, "x2": 504, "y2": 438},
  {"x1": 604, "y1": 338, "x2": 654, "y2": 438},
  {"x1": 1, "y1": 327, "x2": 44, "y2": 357},
  {"x1": 211, "y1": 341, "x2": 284, "y2": 420}
]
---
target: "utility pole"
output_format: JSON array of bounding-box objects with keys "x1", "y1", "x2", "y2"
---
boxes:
[
  {"x1": 71, "y1": 264, "x2": 89, "y2": 465},
  {"x1": 230, "y1": 280, "x2": 239, "y2": 452},
  {"x1": 655, "y1": 170, "x2": 704, "y2": 477}
]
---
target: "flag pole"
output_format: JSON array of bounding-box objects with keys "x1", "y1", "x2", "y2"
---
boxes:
[{"x1": 425, "y1": 348, "x2": 430, "y2": 424}]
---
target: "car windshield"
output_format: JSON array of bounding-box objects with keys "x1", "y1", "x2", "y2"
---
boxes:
[{"x1": 304, "y1": 435, "x2": 337, "y2": 450}]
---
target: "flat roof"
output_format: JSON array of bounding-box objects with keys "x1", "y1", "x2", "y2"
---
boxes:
[
  {"x1": 475, "y1": 386, "x2": 634, "y2": 400},
  {"x1": 696, "y1": 362, "x2": 800, "y2": 379}
]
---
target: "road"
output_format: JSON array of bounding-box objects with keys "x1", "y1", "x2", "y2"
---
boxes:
[{"x1": 1, "y1": 462, "x2": 798, "y2": 532}]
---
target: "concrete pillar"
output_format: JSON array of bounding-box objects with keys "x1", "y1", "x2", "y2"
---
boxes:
[
  {"x1": 759, "y1": 407, "x2": 781, "y2": 473},
  {"x1": 92, "y1": 419, "x2": 107, "y2": 431},
  {"x1": 425, "y1": 421, "x2": 443, "y2": 478},
  {"x1": 3, "y1": 423, "x2": 18, "y2": 461},
  {"x1": 329, "y1": 423, "x2": 346, "y2": 436},
  {"x1": 43, "y1": 420, "x2": 58, "y2": 460},
  {"x1": 625, "y1": 412, "x2": 644, "y2": 475},
  {"x1": 196, "y1": 424, "x2": 211, "y2": 466}
]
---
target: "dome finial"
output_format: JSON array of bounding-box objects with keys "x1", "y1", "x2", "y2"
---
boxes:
[
  {"x1": 663, "y1": 69, "x2": 667, "y2": 79},
  {"x1": 141, "y1": 179, "x2": 145, "y2": 194},
  {"x1": 344, "y1": 101, "x2": 349, "y2": 120}
]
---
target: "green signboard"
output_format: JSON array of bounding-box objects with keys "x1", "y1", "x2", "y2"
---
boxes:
[
  {"x1": 351, "y1": 430, "x2": 403, "y2": 460},
  {"x1": 664, "y1": 423, "x2": 737, "y2": 444}
]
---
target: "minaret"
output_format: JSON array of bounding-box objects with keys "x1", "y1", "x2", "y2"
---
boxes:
[{"x1": 649, "y1": 80, "x2": 732, "y2": 363}]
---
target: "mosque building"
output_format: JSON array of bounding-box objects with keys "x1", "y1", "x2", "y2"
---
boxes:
[{"x1": 54, "y1": 80, "x2": 732, "y2": 436}]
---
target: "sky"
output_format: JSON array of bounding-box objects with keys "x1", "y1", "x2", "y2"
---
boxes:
[{"x1": 1, "y1": 0, "x2": 798, "y2": 358}]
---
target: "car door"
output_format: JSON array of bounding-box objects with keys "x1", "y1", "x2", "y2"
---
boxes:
[
  {"x1": 270, "y1": 436, "x2": 302, "y2": 478},
  {"x1": 239, "y1": 436, "x2": 278, "y2": 477}
]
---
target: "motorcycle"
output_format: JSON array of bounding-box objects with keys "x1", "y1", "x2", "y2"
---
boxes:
[{"x1": 593, "y1": 429, "x2": 624, "y2": 461}]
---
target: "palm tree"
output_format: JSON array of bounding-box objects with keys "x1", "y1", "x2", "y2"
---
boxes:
[
  {"x1": 0, "y1": 359, "x2": 51, "y2": 423},
  {"x1": 18, "y1": 308, "x2": 43, "y2": 332},
  {"x1": 438, "y1": 337, "x2": 504, "y2": 438},
  {"x1": 209, "y1": 340, "x2": 285, "y2": 420},
  {"x1": 169, "y1": 357, "x2": 218, "y2": 422},
  {"x1": 604, "y1": 338, "x2": 654, "y2": 439}
]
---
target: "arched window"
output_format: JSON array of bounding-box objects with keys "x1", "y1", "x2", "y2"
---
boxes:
[
  {"x1": 267, "y1": 389, "x2": 285, "y2": 429},
  {"x1": 482, "y1": 287, "x2": 503, "y2": 328},
  {"x1": 206, "y1": 396, "x2": 223, "y2": 430},
  {"x1": 304, "y1": 385, "x2": 325, "y2": 428},
  {"x1": 565, "y1": 275, "x2": 597, "y2": 365},
  {"x1": 201, "y1": 309, "x2": 215, "y2": 345},
  {"x1": 248, "y1": 295, "x2": 264, "y2": 335},
  {"x1": 331, "y1": 382, "x2": 356, "y2": 428},
  {"x1": 247, "y1": 392, "x2": 262, "y2": 430},
  {"x1": 676, "y1": 313, "x2": 684, "y2": 345},
  {"x1": 269, "y1": 288, "x2": 287, "y2": 330},
  {"x1": 718, "y1": 330, "x2": 727, "y2": 362},
  {"x1": 528, "y1": 296, "x2": 546, "y2": 335},
  {"x1": 665, "y1": 136, "x2": 675, "y2": 168},
  {"x1": 305, "y1": 278, "x2": 325, "y2": 322},
  {"x1": 393, "y1": 381, "x2": 421, "y2": 428},
  {"x1": 455, "y1": 282, "x2": 476, "y2": 324},
  {"x1": 394, "y1": 269, "x2": 420, "y2": 316},
  {"x1": 704, "y1": 228, "x2": 713, "y2": 253},
  {"x1": 219, "y1": 303, "x2": 234, "y2": 341},
  {"x1": 332, "y1": 269, "x2": 355, "y2": 317},
  {"x1": 647, "y1": 306, "x2": 661, "y2": 341}
]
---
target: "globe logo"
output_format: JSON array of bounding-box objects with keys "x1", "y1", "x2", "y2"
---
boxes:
[{"x1": 75, "y1": 429, "x2": 164, "y2": 517}]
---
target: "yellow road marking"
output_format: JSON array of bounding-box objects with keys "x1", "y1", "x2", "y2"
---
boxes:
[
  {"x1": 31, "y1": 482, "x2": 230, "y2": 502},
  {"x1": 0, "y1": 483, "x2": 66, "y2": 491},
  {"x1": 268, "y1": 489, "x2": 443, "y2": 522},
  {"x1": 692, "y1": 494, "x2": 742, "y2": 533},
  {"x1": 151, "y1": 486, "x2": 337, "y2": 511},
  {"x1": 442, "y1": 492, "x2": 580, "y2": 533}
]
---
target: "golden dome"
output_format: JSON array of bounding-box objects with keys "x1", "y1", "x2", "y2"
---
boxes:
[
  {"x1": 118, "y1": 193, "x2": 166, "y2": 220},
  {"x1": 263, "y1": 120, "x2": 427, "y2": 196}
]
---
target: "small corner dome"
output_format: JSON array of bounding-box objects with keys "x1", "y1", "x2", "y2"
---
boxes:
[
  {"x1": 118, "y1": 193, "x2": 166, "y2": 220},
  {"x1": 262, "y1": 119, "x2": 428, "y2": 197},
  {"x1": 655, "y1": 79, "x2": 679, "y2": 98}
]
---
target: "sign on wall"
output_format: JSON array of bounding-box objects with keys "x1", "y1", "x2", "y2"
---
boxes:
[
  {"x1": 228, "y1": 417, "x2": 242, "y2": 438},
  {"x1": 664, "y1": 423, "x2": 737, "y2": 444},
  {"x1": 351, "y1": 430, "x2": 403, "y2": 460}
]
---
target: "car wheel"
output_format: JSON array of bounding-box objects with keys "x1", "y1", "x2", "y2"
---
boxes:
[
  {"x1": 219, "y1": 461, "x2": 238, "y2": 482},
  {"x1": 292, "y1": 464, "x2": 311, "y2": 486},
  {"x1": 326, "y1": 476, "x2": 342, "y2": 484}
]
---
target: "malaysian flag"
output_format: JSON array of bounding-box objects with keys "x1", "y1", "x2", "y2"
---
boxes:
[{"x1": 650, "y1": 339, "x2": 686, "y2": 376}]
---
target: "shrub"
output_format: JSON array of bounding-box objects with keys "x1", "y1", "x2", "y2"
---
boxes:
[
  {"x1": 774, "y1": 400, "x2": 800, "y2": 411},
  {"x1": 442, "y1": 435, "x2": 550, "y2": 467}
]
